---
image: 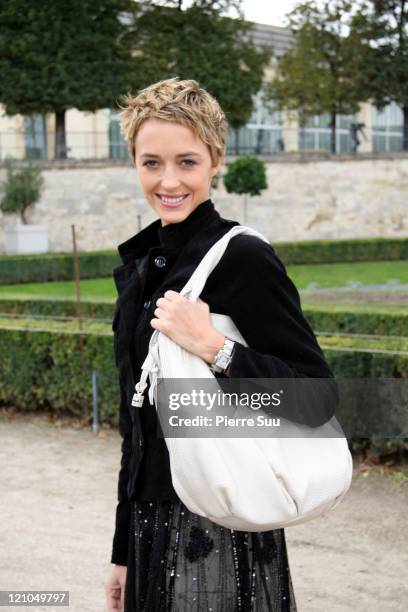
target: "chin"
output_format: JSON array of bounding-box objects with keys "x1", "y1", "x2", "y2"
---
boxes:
[{"x1": 160, "y1": 209, "x2": 190, "y2": 225}]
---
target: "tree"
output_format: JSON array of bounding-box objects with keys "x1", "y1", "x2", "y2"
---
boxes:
[
  {"x1": 266, "y1": 0, "x2": 370, "y2": 153},
  {"x1": 223, "y1": 156, "x2": 267, "y2": 223},
  {"x1": 352, "y1": 0, "x2": 408, "y2": 150},
  {"x1": 0, "y1": 165, "x2": 44, "y2": 224},
  {"x1": 0, "y1": 0, "x2": 133, "y2": 159},
  {"x1": 125, "y1": 0, "x2": 272, "y2": 154}
]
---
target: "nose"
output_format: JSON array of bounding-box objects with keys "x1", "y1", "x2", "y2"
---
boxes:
[{"x1": 159, "y1": 165, "x2": 181, "y2": 191}]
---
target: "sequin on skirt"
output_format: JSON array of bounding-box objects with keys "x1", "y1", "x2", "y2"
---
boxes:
[{"x1": 124, "y1": 499, "x2": 297, "y2": 612}]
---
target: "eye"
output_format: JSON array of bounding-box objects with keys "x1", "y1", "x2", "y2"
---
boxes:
[
  {"x1": 181, "y1": 159, "x2": 197, "y2": 167},
  {"x1": 142, "y1": 160, "x2": 158, "y2": 168}
]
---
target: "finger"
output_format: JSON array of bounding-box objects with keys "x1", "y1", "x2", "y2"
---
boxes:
[
  {"x1": 106, "y1": 588, "x2": 120, "y2": 611},
  {"x1": 151, "y1": 317, "x2": 172, "y2": 335},
  {"x1": 156, "y1": 296, "x2": 181, "y2": 309},
  {"x1": 155, "y1": 297, "x2": 168, "y2": 309},
  {"x1": 150, "y1": 317, "x2": 164, "y2": 329},
  {"x1": 163, "y1": 290, "x2": 180, "y2": 300},
  {"x1": 153, "y1": 307, "x2": 166, "y2": 318}
]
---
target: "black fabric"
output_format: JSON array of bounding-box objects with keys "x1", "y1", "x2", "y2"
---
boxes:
[
  {"x1": 132, "y1": 245, "x2": 182, "y2": 502},
  {"x1": 124, "y1": 499, "x2": 297, "y2": 611},
  {"x1": 110, "y1": 197, "x2": 337, "y2": 567}
]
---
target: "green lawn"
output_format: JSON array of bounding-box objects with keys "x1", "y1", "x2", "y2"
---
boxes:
[
  {"x1": 0, "y1": 278, "x2": 115, "y2": 300},
  {"x1": 0, "y1": 260, "x2": 406, "y2": 299},
  {"x1": 318, "y1": 333, "x2": 408, "y2": 354},
  {"x1": 286, "y1": 260, "x2": 408, "y2": 289},
  {"x1": 301, "y1": 301, "x2": 407, "y2": 315}
]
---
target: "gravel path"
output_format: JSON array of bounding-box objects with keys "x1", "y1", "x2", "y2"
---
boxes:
[{"x1": 0, "y1": 411, "x2": 407, "y2": 612}]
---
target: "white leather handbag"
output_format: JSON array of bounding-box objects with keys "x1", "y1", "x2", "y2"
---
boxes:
[{"x1": 132, "y1": 225, "x2": 353, "y2": 531}]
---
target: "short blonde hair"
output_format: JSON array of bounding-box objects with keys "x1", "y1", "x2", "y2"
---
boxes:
[{"x1": 119, "y1": 77, "x2": 228, "y2": 165}]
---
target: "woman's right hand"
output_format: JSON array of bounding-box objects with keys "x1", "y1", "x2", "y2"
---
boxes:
[{"x1": 105, "y1": 564, "x2": 127, "y2": 611}]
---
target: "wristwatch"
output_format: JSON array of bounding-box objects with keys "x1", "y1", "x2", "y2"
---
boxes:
[{"x1": 210, "y1": 337, "x2": 235, "y2": 374}]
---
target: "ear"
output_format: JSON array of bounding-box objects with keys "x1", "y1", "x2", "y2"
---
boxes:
[{"x1": 211, "y1": 154, "x2": 224, "y2": 176}]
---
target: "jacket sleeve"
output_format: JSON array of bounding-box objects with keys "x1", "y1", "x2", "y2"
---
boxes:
[
  {"x1": 110, "y1": 306, "x2": 133, "y2": 566},
  {"x1": 206, "y1": 234, "x2": 338, "y2": 427}
]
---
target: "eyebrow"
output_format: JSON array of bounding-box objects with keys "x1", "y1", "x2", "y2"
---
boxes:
[{"x1": 140, "y1": 152, "x2": 202, "y2": 158}]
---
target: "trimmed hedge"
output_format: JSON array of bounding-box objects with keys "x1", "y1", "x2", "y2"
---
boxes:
[
  {"x1": 0, "y1": 297, "x2": 406, "y2": 337},
  {"x1": 0, "y1": 297, "x2": 115, "y2": 320},
  {"x1": 303, "y1": 305, "x2": 408, "y2": 337},
  {"x1": 1, "y1": 236, "x2": 407, "y2": 284},
  {"x1": 323, "y1": 342, "x2": 408, "y2": 460},
  {"x1": 0, "y1": 321, "x2": 119, "y2": 424},
  {"x1": 0, "y1": 320, "x2": 122, "y2": 431},
  {"x1": 274, "y1": 237, "x2": 408, "y2": 265},
  {"x1": 0, "y1": 250, "x2": 121, "y2": 284},
  {"x1": 0, "y1": 320, "x2": 407, "y2": 458}
]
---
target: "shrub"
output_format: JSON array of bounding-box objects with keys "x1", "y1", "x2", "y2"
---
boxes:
[
  {"x1": 223, "y1": 155, "x2": 267, "y2": 223},
  {"x1": 0, "y1": 164, "x2": 44, "y2": 224}
]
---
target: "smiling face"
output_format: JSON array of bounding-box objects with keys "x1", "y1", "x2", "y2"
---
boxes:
[{"x1": 134, "y1": 118, "x2": 223, "y2": 226}]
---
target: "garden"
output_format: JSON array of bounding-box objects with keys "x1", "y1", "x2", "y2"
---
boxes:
[{"x1": 1, "y1": 235, "x2": 407, "y2": 465}]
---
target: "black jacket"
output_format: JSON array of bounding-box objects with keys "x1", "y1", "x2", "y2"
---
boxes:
[{"x1": 110, "y1": 198, "x2": 336, "y2": 566}]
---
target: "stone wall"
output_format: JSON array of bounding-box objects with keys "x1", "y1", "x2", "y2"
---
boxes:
[{"x1": 0, "y1": 155, "x2": 407, "y2": 254}]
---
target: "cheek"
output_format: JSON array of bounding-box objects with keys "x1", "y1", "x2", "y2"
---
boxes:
[
  {"x1": 190, "y1": 168, "x2": 213, "y2": 188},
  {"x1": 138, "y1": 170, "x2": 156, "y2": 190}
]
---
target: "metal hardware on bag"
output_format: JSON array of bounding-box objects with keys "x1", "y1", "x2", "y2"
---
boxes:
[
  {"x1": 131, "y1": 361, "x2": 160, "y2": 408},
  {"x1": 131, "y1": 381, "x2": 147, "y2": 407},
  {"x1": 131, "y1": 394, "x2": 144, "y2": 408}
]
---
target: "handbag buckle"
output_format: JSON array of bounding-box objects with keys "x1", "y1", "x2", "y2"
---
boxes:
[
  {"x1": 132, "y1": 381, "x2": 147, "y2": 407},
  {"x1": 131, "y1": 393, "x2": 144, "y2": 407}
]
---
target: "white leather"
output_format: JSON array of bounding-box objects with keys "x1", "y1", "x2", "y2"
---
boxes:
[{"x1": 135, "y1": 225, "x2": 353, "y2": 531}]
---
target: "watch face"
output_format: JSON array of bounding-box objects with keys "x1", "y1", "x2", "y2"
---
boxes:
[{"x1": 218, "y1": 354, "x2": 230, "y2": 369}]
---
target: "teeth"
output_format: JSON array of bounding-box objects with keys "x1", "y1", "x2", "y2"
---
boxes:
[{"x1": 159, "y1": 195, "x2": 185, "y2": 204}]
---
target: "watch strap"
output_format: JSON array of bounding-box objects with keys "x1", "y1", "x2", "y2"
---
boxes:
[{"x1": 210, "y1": 337, "x2": 235, "y2": 373}]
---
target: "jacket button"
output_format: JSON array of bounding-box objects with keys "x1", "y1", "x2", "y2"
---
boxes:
[
  {"x1": 143, "y1": 299, "x2": 151, "y2": 309},
  {"x1": 154, "y1": 256, "x2": 166, "y2": 268}
]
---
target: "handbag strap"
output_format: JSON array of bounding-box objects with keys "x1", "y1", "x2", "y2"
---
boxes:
[
  {"x1": 131, "y1": 224, "x2": 270, "y2": 408},
  {"x1": 180, "y1": 225, "x2": 269, "y2": 301}
]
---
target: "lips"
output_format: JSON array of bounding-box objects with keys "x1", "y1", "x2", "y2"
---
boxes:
[{"x1": 156, "y1": 193, "x2": 189, "y2": 208}]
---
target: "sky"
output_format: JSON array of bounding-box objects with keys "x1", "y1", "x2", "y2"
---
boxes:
[{"x1": 239, "y1": 0, "x2": 301, "y2": 27}]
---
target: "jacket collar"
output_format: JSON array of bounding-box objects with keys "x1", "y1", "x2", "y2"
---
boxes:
[{"x1": 117, "y1": 198, "x2": 220, "y2": 264}]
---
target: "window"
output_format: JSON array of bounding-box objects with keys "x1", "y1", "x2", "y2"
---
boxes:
[
  {"x1": 109, "y1": 110, "x2": 129, "y2": 160},
  {"x1": 298, "y1": 112, "x2": 357, "y2": 154},
  {"x1": 24, "y1": 115, "x2": 47, "y2": 160},
  {"x1": 226, "y1": 88, "x2": 283, "y2": 155},
  {"x1": 372, "y1": 102, "x2": 403, "y2": 153}
]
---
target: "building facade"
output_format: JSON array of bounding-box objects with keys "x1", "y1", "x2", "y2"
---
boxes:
[{"x1": 0, "y1": 21, "x2": 404, "y2": 161}]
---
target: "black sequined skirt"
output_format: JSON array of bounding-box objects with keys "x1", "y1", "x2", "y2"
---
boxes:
[{"x1": 124, "y1": 499, "x2": 297, "y2": 612}]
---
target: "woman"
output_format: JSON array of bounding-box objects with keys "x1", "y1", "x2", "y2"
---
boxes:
[{"x1": 105, "y1": 77, "x2": 336, "y2": 611}]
